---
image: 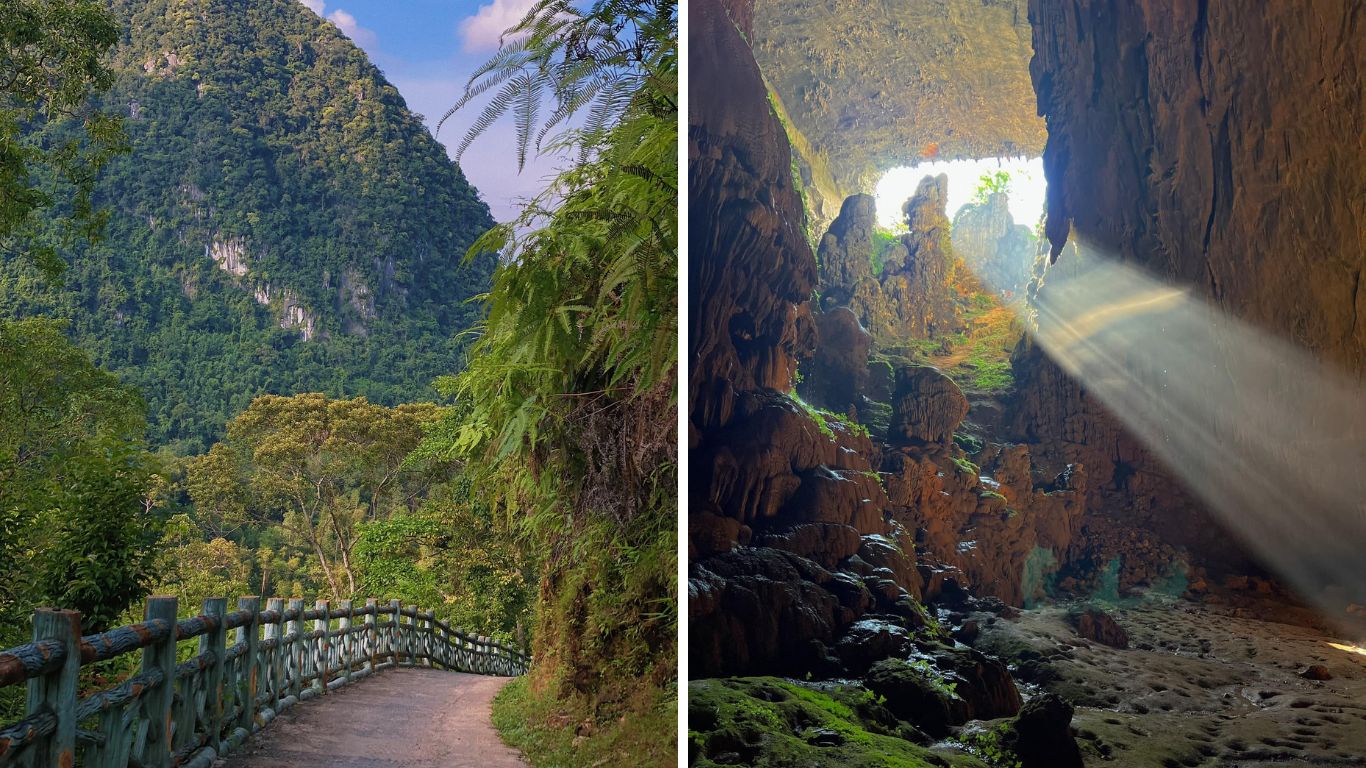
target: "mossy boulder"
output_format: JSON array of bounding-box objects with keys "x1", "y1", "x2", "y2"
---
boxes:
[{"x1": 865, "y1": 658, "x2": 959, "y2": 737}]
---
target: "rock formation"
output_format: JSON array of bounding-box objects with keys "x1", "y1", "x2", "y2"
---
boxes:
[
  {"x1": 952, "y1": 191, "x2": 1036, "y2": 298},
  {"x1": 817, "y1": 179, "x2": 968, "y2": 343}
]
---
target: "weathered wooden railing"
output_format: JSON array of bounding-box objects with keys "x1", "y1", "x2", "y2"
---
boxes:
[{"x1": 0, "y1": 595, "x2": 529, "y2": 767}]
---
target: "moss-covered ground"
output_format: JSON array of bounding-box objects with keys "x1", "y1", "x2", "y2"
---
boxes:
[{"x1": 689, "y1": 677, "x2": 991, "y2": 768}]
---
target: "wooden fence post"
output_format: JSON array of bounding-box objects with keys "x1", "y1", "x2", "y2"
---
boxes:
[
  {"x1": 404, "y1": 606, "x2": 417, "y2": 666},
  {"x1": 418, "y1": 610, "x2": 431, "y2": 668},
  {"x1": 202, "y1": 597, "x2": 227, "y2": 756},
  {"x1": 314, "y1": 600, "x2": 330, "y2": 693},
  {"x1": 236, "y1": 596, "x2": 260, "y2": 732},
  {"x1": 286, "y1": 598, "x2": 304, "y2": 699},
  {"x1": 439, "y1": 622, "x2": 451, "y2": 670},
  {"x1": 22, "y1": 608, "x2": 81, "y2": 768},
  {"x1": 265, "y1": 598, "x2": 285, "y2": 712},
  {"x1": 365, "y1": 598, "x2": 377, "y2": 672},
  {"x1": 388, "y1": 600, "x2": 401, "y2": 665},
  {"x1": 142, "y1": 596, "x2": 178, "y2": 768},
  {"x1": 336, "y1": 600, "x2": 352, "y2": 684}
]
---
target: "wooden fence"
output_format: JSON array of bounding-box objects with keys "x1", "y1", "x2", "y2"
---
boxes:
[{"x1": 0, "y1": 595, "x2": 529, "y2": 767}]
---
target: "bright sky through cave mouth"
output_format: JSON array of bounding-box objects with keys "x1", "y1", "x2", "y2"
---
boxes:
[{"x1": 874, "y1": 156, "x2": 1047, "y2": 230}]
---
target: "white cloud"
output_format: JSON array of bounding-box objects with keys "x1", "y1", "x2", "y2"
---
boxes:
[
  {"x1": 326, "y1": 9, "x2": 378, "y2": 51},
  {"x1": 459, "y1": 0, "x2": 538, "y2": 52},
  {"x1": 299, "y1": 0, "x2": 325, "y2": 15}
]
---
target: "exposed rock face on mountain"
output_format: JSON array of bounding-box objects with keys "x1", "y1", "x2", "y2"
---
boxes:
[
  {"x1": 952, "y1": 191, "x2": 1035, "y2": 298},
  {"x1": 751, "y1": 0, "x2": 1045, "y2": 197}
]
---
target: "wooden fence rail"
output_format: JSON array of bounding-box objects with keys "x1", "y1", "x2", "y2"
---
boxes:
[{"x1": 0, "y1": 595, "x2": 529, "y2": 767}]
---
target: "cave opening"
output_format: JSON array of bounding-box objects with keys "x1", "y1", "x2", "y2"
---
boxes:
[{"x1": 873, "y1": 156, "x2": 1047, "y2": 234}]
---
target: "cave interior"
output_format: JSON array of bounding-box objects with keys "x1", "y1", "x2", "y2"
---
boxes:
[{"x1": 687, "y1": 0, "x2": 1366, "y2": 765}]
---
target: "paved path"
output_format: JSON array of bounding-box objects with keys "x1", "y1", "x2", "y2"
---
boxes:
[{"x1": 218, "y1": 669, "x2": 526, "y2": 767}]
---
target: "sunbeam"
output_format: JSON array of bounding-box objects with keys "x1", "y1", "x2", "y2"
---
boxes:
[{"x1": 1021, "y1": 242, "x2": 1366, "y2": 625}]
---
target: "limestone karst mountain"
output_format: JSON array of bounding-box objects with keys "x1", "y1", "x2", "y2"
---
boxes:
[{"x1": 2, "y1": 0, "x2": 495, "y2": 450}]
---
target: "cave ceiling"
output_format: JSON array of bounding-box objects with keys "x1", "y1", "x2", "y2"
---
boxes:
[{"x1": 751, "y1": 0, "x2": 1046, "y2": 198}]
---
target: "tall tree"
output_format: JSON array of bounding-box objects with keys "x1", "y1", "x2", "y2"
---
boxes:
[
  {"x1": 188, "y1": 393, "x2": 445, "y2": 599},
  {"x1": 0, "y1": 0, "x2": 126, "y2": 278}
]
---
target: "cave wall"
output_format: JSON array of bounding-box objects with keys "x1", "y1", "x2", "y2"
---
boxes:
[
  {"x1": 1017, "y1": 0, "x2": 1366, "y2": 584},
  {"x1": 1030, "y1": 0, "x2": 1366, "y2": 373},
  {"x1": 689, "y1": 0, "x2": 814, "y2": 438}
]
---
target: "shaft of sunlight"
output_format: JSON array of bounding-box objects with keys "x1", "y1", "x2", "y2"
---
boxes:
[{"x1": 1022, "y1": 243, "x2": 1366, "y2": 622}]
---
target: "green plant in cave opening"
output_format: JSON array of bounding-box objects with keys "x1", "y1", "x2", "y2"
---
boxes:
[
  {"x1": 791, "y1": 393, "x2": 835, "y2": 440},
  {"x1": 906, "y1": 658, "x2": 959, "y2": 700},
  {"x1": 970, "y1": 170, "x2": 1012, "y2": 207},
  {"x1": 953, "y1": 432, "x2": 984, "y2": 454},
  {"x1": 871, "y1": 228, "x2": 901, "y2": 276}
]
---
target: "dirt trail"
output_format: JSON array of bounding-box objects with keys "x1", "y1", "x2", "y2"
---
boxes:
[{"x1": 218, "y1": 669, "x2": 526, "y2": 768}]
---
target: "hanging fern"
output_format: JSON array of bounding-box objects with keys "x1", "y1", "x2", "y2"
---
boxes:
[
  {"x1": 438, "y1": 0, "x2": 677, "y2": 169},
  {"x1": 418, "y1": 4, "x2": 677, "y2": 741}
]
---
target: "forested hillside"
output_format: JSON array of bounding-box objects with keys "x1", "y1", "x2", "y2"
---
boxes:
[{"x1": 0, "y1": 0, "x2": 495, "y2": 452}]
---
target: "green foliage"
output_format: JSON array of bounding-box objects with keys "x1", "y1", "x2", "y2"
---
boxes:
[
  {"x1": 792, "y1": 394, "x2": 835, "y2": 439},
  {"x1": 492, "y1": 674, "x2": 676, "y2": 768},
  {"x1": 955, "y1": 724, "x2": 1023, "y2": 768},
  {"x1": 971, "y1": 170, "x2": 1011, "y2": 206},
  {"x1": 0, "y1": 318, "x2": 162, "y2": 641},
  {"x1": 442, "y1": 0, "x2": 675, "y2": 169},
  {"x1": 425, "y1": 0, "x2": 676, "y2": 758},
  {"x1": 871, "y1": 228, "x2": 901, "y2": 276},
  {"x1": 353, "y1": 480, "x2": 533, "y2": 643},
  {"x1": 953, "y1": 431, "x2": 984, "y2": 454},
  {"x1": 952, "y1": 456, "x2": 980, "y2": 477},
  {"x1": 2, "y1": 0, "x2": 496, "y2": 449},
  {"x1": 186, "y1": 393, "x2": 444, "y2": 600},
  {"x1": 0, "y1": 0, "x2": 128, "y2": 279}
]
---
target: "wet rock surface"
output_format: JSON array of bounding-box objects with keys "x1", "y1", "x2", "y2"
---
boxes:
[
  {"x1": 1004, "y1": 693, "x2": 1084, "y2": 768},
  {"x1": 971, "y1": 599, "x2": 1366, "y2": 766}
]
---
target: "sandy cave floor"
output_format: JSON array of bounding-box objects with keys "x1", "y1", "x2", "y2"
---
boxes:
[{"x1": 968, "y1": 599, "x2": 1366, "y2": 766}]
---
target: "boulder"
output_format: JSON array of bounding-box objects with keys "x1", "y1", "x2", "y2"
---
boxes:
[
  {"x1": 1003, "y1": 693, "x2": 1083, "y2": 768},
  {"x1": 890, "y1": 365, "x2": 968, "y2": 446},
  {"x1": 753, "y1": 523, "x2": 862, "y2": 569},
  {"x1": 835, "y1": 619, "x2": 913, "y2": 674},
  {"x1": 800, "y1": 306, "x2": 871, "y2": 414},
  {"x1": 864, "y1": 658, "x2": 957, "y2": 737},
  {"x1": 1066, "y1": 607, "x2": 1128, "y2": 649}
]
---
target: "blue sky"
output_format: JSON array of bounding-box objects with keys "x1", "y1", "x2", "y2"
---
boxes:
[{"x1": 298, "y1": 0, "x2": 563, "y2": 222}]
